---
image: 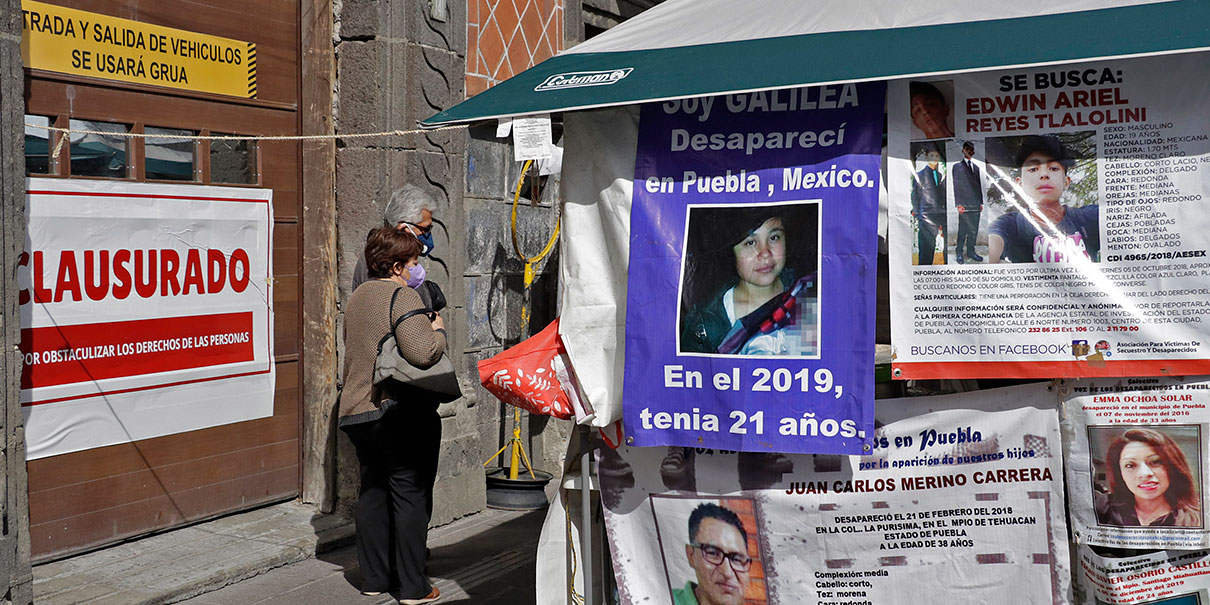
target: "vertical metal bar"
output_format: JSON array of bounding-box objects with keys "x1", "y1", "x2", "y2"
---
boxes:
[{"x1": 580, "y1": 426, "x2": 594, "y2": 605}]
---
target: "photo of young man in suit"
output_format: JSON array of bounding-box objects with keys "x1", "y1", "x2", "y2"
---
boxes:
[
  {"x1": 951, "y1": 141, "x2": 984, "y2": 264},
  {"x1": 911, "y1": 141, "x2": 947, "y2": 265}
]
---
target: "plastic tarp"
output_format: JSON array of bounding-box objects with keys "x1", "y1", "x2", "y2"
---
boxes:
[
  {"x1": 422, "y1": 0, "x2": 1205, "y2": 126},
  {"x1": 558, "y1": 107, "x2": 638, "y2": 427},
  {"x1": 560, "y1": 0, "x2": 1173, "y2": 55}
]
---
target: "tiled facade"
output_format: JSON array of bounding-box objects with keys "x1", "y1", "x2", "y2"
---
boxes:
[{"x1": 467, "y1": 0, "x2": 564, "y2": 96}]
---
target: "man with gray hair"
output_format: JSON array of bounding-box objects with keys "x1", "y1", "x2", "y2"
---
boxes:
[{"x1": 352, "y1": 185, "x2": 440, "y2": 291}]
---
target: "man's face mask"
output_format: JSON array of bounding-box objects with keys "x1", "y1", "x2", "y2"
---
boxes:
[{"x1": 404, "y1": 223, "x2": 435, "y2": 257}]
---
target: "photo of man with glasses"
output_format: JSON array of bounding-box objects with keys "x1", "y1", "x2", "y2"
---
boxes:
[{"x1": 673, "y1": 503, "x2": 754, "y2": 605}]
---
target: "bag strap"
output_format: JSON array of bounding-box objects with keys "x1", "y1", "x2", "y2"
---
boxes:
[
  {"x1": 388, "y1": 286, "x2": 403, "y2": 316},
  {"x1": 391, "y1": 308, "x2": 432, "y2": 332},
  {"x1": 377, "y1": 286, "x2": 435, "y2": 355},
  {"x1": 377, "y1": 287, "x2": 406, "y2": 354}
]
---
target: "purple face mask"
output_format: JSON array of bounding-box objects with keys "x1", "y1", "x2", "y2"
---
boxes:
[{"x1": 406, "y1": 263, "x2": 426, "y2": 289}]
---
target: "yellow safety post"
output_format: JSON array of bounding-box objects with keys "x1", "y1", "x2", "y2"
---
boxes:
[{"x1": 482, "y1": 159, "x2": 561, "y2": 481}]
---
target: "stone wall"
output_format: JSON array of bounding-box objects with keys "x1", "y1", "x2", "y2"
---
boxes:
[
  {"x1": 463, "y1": 123, "x2": 570, "y2": 484},
  {"x1": 0, "y1": 0, "x2": 32, "y2": 600},
  {"x1": 581, "y1": 0, "x2": 658, "y2": 33},
  {"x1": 461, "y1": 0, "x2": 578, "y2": 481},
  {"x1": 332, "y1": 0, "x2": 487, "y2": 524},
  {"x1": 330, "y1": 0, "x2": 660, "y2": 526}
]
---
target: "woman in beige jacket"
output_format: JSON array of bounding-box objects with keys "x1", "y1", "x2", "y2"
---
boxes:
[{"x1": 340, "y1": 226, "x2": 446, "y2": 604}]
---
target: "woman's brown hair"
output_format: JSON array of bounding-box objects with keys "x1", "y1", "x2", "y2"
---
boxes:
[
  {"x1": 1106, "y1": 428, "x2": 1200, "y2": 513},
  {"x1": 364, "y1": 226, "x2": 422, "y2": 279}
]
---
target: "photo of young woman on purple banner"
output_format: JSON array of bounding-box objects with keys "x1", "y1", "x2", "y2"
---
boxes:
[{"x1": 678, "y1": 202, "x2": 819, "y2": 357}]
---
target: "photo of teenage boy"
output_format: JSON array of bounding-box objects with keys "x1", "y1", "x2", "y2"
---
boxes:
[
  {"x1": 911, "y1": 141, "x2": 947, "y2": 265},
  {"x1": 951, "y1": 141, "x2": 985, "y2": 264},
  {"x1": 909, "y1": 81, "x2": 956, "y2": 141},
  {"x1": 988, "y1": 134, "x2": 1099, "y2": 264}
]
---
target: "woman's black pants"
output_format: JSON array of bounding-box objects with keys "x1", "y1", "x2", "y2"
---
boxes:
[{"x1": 346, "y1": 409, "x2": 441, "y2": 599}]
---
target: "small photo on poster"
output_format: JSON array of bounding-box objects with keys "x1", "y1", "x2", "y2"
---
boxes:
[
  {"x1": 910, "y1": 140, "x2": 949, "y2": 266},
  {"x1": 677, "y1": 201, "x2": 820, "y2": 357},
  {"x1": 908, "y1": 80, "x2": 956, "y2": 141},
  {"x1": 983, "y1": 131, "x2": 1100, "y2": 264},
  {"x1": 650, "y1": 495, "x2": 769, "y2": 605},
  {"x1": 949, "y1": 139, "x2": 989, "y2": 266},
  {"x1": 1087, "y1": 425, "x2": 1204, "y2": 529}
]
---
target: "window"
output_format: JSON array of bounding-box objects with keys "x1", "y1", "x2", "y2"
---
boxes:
[
  {"x1": 68, "y1": 119, "x2": 131, "y2": 178},
  {"x1": 26, "y1": 117, "x2": 256, "y2": 183},
  {"x1": 145, "y1": 127, "x2": 198, "y2": 181},
  {"x1": 210, "y1": 137, "x2": 257, "y2": 184},
  {"x1": 24, "y1": 115, "x2": 52, "y2": 175}
]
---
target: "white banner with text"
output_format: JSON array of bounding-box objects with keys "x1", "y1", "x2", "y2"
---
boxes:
[
  {"x1": 20, "y1": 178, "x2": 275, "y2": 459},
  {"x1": 890, "y1": 53, "x2": 1210, "y2": 380},
  {"x1": 600, "y1": 384, "x2": 1070, "y2": 604},
  {"x1": 1063, "y1": 376, "x2": 1210, "y2": 550}
]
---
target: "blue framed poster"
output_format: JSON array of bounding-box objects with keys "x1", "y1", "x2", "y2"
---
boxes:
[{"x1": 623, "y1": 83, "x2": 884, "y2": 454}]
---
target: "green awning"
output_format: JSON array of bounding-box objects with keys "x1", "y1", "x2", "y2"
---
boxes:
[{"x1": 423, "y1": 0, "x2": 1210, "y2": 127}]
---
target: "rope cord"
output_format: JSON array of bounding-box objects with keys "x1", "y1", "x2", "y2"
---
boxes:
[
  {"x1": 507, "y1": 160, "x2": 575, "y2": 603},
  {"x1": 25, "y1": 122, "x2": 468, "y2": 161},
  {"x1": 565, "y1": 500, "x2": 586, "y2": 605},
  {"x1": 26, "y1": 121, "x2": 466, "y2": 141}
]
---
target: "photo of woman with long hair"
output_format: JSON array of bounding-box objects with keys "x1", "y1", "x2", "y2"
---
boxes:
[
  {"x1": 678, "y1": 202, "x2": 819, "y2": 356},
  {"x1": 1094, "y1": 427, "x2": 1202, "y2": 528}
]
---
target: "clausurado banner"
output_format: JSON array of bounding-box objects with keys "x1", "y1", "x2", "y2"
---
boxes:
[
  {"x1": 20, "y1": 178, "x2": 274, "y2": 459},
  {"x1": 889, "y1": 52, "x2": 1210, "y2": 379},
  {"x1": 600, "y1": 383, "x2": 1070, "y2": 604},
  {"x1": 622, "y1": 82, "x2": 884, "y2": 455},
  {"x1": 1062, "y1": 376, "x2": 1210, "y2": 550}
]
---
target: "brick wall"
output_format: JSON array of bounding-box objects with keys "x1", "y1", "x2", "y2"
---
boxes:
[{"x1": 467, "y1": 0, "x2": 564, "y2": 96}]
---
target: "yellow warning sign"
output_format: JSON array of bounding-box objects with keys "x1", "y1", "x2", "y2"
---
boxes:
[{"x1": 20, "y1": 0, "x2": 257, "y2": 98}]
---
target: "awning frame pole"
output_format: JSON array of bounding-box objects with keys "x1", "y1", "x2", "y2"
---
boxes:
[{"x1": 580, "y1": 425, "x2": 594, "y2": 605}]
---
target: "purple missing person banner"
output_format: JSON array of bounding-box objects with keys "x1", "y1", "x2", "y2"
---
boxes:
[{"x1": 622, "y1": 83, "x2": 886, "y2": 454}]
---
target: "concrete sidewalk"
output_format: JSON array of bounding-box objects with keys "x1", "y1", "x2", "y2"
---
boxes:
[
  {"x1": 181, "y1": 507, "x2": 544, "y2": 605},
  {"x1": 32, "y1": 501, "x2": 546, "y2": 604}
]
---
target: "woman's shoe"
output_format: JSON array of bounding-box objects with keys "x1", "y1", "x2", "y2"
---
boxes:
[{"x1": 399, "y1": 586, "x2": 440, "y2": 604}]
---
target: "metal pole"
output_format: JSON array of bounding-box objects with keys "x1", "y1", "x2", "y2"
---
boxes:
[{"x1": 580, "y1": 426, "x2": 594, "y2": 605}]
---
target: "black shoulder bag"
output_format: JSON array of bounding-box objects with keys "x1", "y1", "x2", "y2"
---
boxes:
[{"x1": 373, "y1": 288, "x2": 462, "y2": 402}]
